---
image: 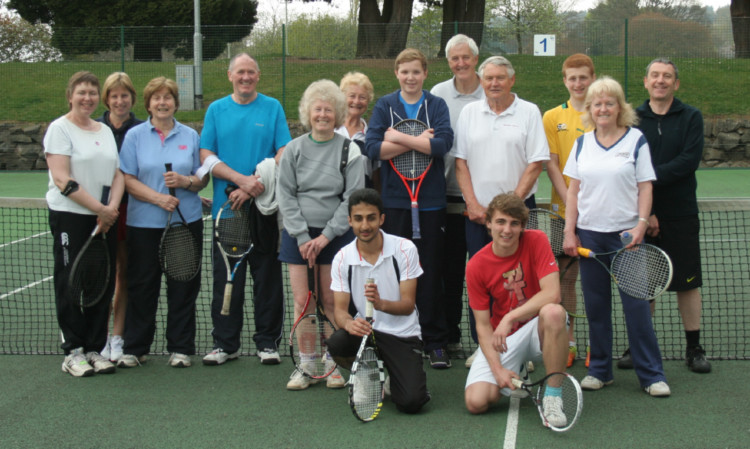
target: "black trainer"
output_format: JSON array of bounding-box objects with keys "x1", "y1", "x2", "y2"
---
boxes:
[
  {"x1": 616, "y1": 348, "x2": 633, "y2": 369},
  {"x1": 686, "y1": 345, "x2": 712, "y2": 373},
  {"x1": 428, "y1": 348, "x2": 451, "y2": 369}
]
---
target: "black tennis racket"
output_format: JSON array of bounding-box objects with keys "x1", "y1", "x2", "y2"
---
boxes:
[
  {"x1": 289, "y1": 265, "x2": 337, "y2": 379},
  {"x1": 511, "y1": 372, "x2": 583, "y2": 432},
  {"x1": 577, "y1": 243, "x2": 673, "y2": 300},
  {"x1": 215, "y1": 186, "x2": 254, "y2": 316},
  {"x1": 68, "y1": 185, "x2": 111, "y2": 308},
  {"x1": 158, "y1": 163, "x2": 202, "y2": 282},
  {"x1": 526, "y1": 208, "x2": 583, "y2": 318},
  {"x1": 349, "y1": 282, "x2": 385, "y2": 422},
  {"x1": 388, "y1": 119, "x2": 432, "y2": 240}
]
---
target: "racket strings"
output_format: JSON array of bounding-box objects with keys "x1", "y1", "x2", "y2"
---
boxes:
[
  {"x1": 391, "y1": 121, "x2": 431, "y2": 179},
  {"x1": 539, "y1": 373, "x2": 581, "y2": 430},
  {"x1": 351, "y1": 347, "x2": 383, "y2": 420},
  {"x1": 527, "y1": 209, "x2": 565, "y2": 257},
  {"x1": 611, "y1": 246, "x2": 671, "y2": 298},
  {"x1": 216, "y1": 207, "x2": 252, "y2": 255},
  {"x1": 159, "y1": 225, "x2": 202, "y2": 281},
  {"x1": 70, "y1": 241, "x2": 109, "y2": 307}
]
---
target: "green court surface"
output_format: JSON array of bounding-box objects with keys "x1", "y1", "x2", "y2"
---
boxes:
[{"x1": 0, "y1": 356, "x2": 747, "y2": 449}]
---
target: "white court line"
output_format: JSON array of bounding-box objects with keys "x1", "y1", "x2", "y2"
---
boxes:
[
  {"x1": 503, "y1": 397, "x2": 520, "y2": 449},
  {"x1": 0, "y1": 231, "x2": 50, "y2": 249},
  {"x1": 0, "y1": 276, "x2": 53, "y2": 300}
]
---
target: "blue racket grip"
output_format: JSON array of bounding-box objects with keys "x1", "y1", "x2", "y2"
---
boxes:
[
  {"x1": 411, "y1": 202, "x2": 421, "y2": 240},
  {"x1": 165, "y1": 163, "x2": 175, "y2": 196}
]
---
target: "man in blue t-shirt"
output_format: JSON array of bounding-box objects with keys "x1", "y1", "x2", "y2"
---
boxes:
[{"x1": 199, "y1": 53, "x2": 292, "y2": 366}]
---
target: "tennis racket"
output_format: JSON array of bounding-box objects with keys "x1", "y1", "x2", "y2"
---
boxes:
[
  {"x1": 511, "y1": 372, "x2": 583, "y2": 432},
  {"x1": 577, "y1": 243, "x2": 673, "y2": 300},
  {"x1": 388, "y1": 119, "x2": 432, "y2": 240},
  {"x1": 349, "y1": 282, "x2": 385, "y2": 422},
  {"x1": 526, "y1": 208, "x2": 583, "y2": 318},
  {"x1": 68, "y1": 186, "x2": 111, "y2": 308},
  {"x1": 215, "y1": 186, "x2": 254, "y2": 316},
  {"x1": 289, "y1": 265, "x2": 337, "y2": 379},
  {"x1": 158, "y1": 163, "x2": 202, "y2": 282}
]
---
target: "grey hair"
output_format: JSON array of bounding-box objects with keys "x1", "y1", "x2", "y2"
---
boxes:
[
  {"x1": 646, "y1": 58, "x2": 679, "y2": 80},
  {"x1": 445, "y1": 34, "x2": 479, "y2": 58},
  {"x1": 298, "y1": 79, "x2": 347, "y2": 130},
  {"x1": 478, "y1": 55, "x2": 515, "y2": 79},
  {"x1": 228, "y1": 53, "x2": 258, "y2": 72}
]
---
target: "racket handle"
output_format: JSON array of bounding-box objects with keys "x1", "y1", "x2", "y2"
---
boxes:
[
  {"x1": 165, "y1": 163, "x2": 176, "y2": 196},
  {"x1": 221, "y1": 283, "x2": 233, "y2": 316},
  {"x1": 410, "y1": 202, "x2": 421, "y2": 240},
  {"x1": 365, "y1": 278, "x2": 375, "y2": 320},
  {"x1": 577, "y1": 247, "x2": 593, "y2": 258},
  {"x1": 511, "y1": 378, "x2": 523, "y2": 388}
]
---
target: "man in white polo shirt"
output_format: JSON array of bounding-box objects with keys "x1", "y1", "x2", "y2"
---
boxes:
[{"x1": 327, "y1": 188, "x2": 430, "y2": 414}]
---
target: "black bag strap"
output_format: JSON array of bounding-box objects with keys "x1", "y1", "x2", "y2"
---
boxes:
[{"x1": 338, "y1": 138, "x2": 351, "y2": 201}]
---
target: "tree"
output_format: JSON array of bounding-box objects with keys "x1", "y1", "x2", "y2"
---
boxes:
[
  {"x1": 356, "y1": 0, "x2": 416, "y2": 58},
  {"x1": 486, "y1": 0, "x2": 563, "y2": 54},
  {"x1": 0, "y1": 12, "x2": 61, "y2": 62},
  {"x1": 434, "y1": 0, "x2": 486, "y2": 57},
  {"x1": 8, "y1": 0, "x2": 257, "y2": 61},
  {"x1": 731, "y1": 0, "x2": 750, "y2": 57}
]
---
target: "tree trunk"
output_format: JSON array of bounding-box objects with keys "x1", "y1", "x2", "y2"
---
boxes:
[
  {"x1": 438, "y1": 0, "x2": 486, "y2": 57},
  {"x1": 731, "y1": 0, "x2": 750, "y2": 58},
  {"x1": 356, "y1": 0, "x2": 414, "y2": 58}
]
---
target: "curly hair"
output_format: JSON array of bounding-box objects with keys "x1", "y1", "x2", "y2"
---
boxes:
[{"x1": 298, "y1": 79, "x2": 347, "y2": 130}]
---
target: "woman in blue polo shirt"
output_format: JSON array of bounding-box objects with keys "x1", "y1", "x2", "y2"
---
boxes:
[{"x1": 118, "y1": 77, "x2": 208, "y2": 369}]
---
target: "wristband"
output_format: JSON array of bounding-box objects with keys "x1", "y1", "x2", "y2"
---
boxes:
[{"x1": 60, "y1": 180, "x2": 79, "y2": 196}]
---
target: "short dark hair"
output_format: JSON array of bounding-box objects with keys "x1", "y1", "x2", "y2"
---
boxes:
[
  {"x1": 484, "y1": 193, "x2": 529, "y2": 228},
  {"x1": 348, "y1": 188, "x2": 383, "y2": 215}
]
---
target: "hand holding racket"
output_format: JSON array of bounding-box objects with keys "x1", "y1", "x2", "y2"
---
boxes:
[
  {"x1": 388, "y1": 119, "x2": 433, "y2": 240},
  {"x1": 215, "y1": 185, "x2": 254, "y2": 316},
  {"x1": 68, "y1": 186, "x2": 112, "y2": 309},
  {"x1": 289, "y1": 266, "x2": 337, "y2": 379},
  {"x1": 511, "y1": 372, "x2": 583, "y2": 432},
  {"x1": 159, "y1": 163, "x2": 202, "y2": 282},
  {"x1": 349, "y1": 279, "x2": 385, "y2": 422},
  {"x1": 577, "y1": 243, "x2": 673, "y2": 300}
]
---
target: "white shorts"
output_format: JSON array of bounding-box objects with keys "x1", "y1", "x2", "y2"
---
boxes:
[{"x1": 465, "y1": 317, "x2": 543, "y2": 396}]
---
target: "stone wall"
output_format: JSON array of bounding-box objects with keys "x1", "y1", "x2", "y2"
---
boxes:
[{"x1": 1, "y1": 117, "x2": 747, "y2": 171}]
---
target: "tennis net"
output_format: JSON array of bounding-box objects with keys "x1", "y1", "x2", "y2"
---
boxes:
[{"x1": 1, "y1": 197, "x2": 748, "y2": 360}]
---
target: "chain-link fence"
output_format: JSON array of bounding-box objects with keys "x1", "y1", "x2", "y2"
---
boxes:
[{"x1": 0, "y1": 19, "x2": 748, "y2": 123}]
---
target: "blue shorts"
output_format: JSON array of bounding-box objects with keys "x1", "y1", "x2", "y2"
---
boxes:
[{"x1": 279, "y1": 227, "x2": 354, "y2": 265}]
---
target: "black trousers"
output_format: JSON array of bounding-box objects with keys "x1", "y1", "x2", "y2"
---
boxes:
[
  {"x1": 382, "y1": 207, "x2": 448, "y2": 351},
  {"x1": 123, "y1": 223, "x2": 202, "y2": 356},
  {"x1": 327, "y1": 328, "x2": 429, "y2": 414},
  {"x1": 49, "y1": 209, "x2": 115, "y2": 354},
  {"x1": 442, "y1": 203, "x2": 467, "y2": 345}
]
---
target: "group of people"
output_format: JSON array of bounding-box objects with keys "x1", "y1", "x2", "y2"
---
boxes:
[{"x1": 45, "y1": 35, "x2": 710, "y2": 418}]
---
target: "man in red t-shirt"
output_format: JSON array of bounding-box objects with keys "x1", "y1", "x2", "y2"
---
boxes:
[{"x1": 464, "y1": 193, "x2": 568, "y2": 418}]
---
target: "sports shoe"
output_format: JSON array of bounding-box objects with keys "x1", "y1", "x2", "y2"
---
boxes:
[
  {"x1": 617, "y1": 348, "x2": 633, "y2": 369},
  {"x1": 169, "y1": 353, "x2": 191, "y2": 368},
  {"x1": 258, "y1": 348, "x2": 281, "y2": 365},
  {"x1": 428, "y1": 349, "x2": 451, "y2": 369},
  {"x1": 447, "y1": 342, "x2": 465, "y2": 359},
  {"x1": 644, "y1": 381, "x2": 671, "y2": 397},
  {"x1": 326, "y1": 368, "x2": 346, "y2": 389},
  {"x1": 109, "y1": 335, "x2": 124, "y2": 362},
  {"x1": 86, "y1": 351, "x2": 116, "y2": 374},
  {"x1": 465, "y1": 348, "x2": 480, "y2": 368},
  {"x1": 567, "y1": 345, "x2": 577, "y2": 368},
  {"x1": 686, "y1": 345, "x2": 711, "y2": 373},
  {"x1": 202, "y1": 348, "x2": 239, "y2": 366},
  {"x1": 100, "y1": 335, "x2": 111, "y2": 360},
  {"x1": 117, "y1": 354, "x2": 147, "y2": 368},
  {"x1": 527, "y1": 360, "x2": 535, "y2": 372},
  {"x1": 62, "y1": 348, "x2": 94, "y2": 377},
  {"x1": 585, "y1": 345, "x2": 590, "y2": 368},
  {"x1": 580, "y1": 375, "x2": 614, "y2": 390},
  {"x1": 287, "y1": 368, "x2": 313, "y2": 391},
  {"x1": 542, "y1": 395, "x2": 567, "y2": 428}
]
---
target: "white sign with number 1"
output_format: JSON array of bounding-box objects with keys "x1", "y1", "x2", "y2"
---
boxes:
[{"x1": 534, "y1": 35, "x2": 556, "y2": 56}]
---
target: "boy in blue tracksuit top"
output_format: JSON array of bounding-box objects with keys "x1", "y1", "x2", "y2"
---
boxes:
[{"x1": 365, "y1": 48, "x2": 454, "y2": 368}]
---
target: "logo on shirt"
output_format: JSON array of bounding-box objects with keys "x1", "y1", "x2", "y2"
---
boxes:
[
  {"x1": 556, "y1": 123, "x2": 568, "y2": 132},
  {"x1": 503, "y1": 263, "x2": 528, "y2": 307},
  {"x1": 95, "y1": 141, "x2": 100, "y2": 146},
  {"x1": 616, "y1": 152, "x2": 630, "y2": 158},
  {"x1": 179, "y1": 145, "x2": 188, "y2": 150}
]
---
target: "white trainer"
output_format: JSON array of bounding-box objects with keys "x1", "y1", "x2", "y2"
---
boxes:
[
  {"x1": 86, "y1": 351, "x2": 116, "y2": 374},
  {"x1": 62, "y1": 348, "x2": 94, "y2": 377}
]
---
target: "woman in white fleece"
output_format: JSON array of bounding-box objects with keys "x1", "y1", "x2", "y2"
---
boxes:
[{"x1": 277, "y1": 79, "x2": 365, "y2": 391}]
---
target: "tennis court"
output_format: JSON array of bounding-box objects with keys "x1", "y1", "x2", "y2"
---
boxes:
[{"x1": 0, "y1": 169, "x2": 748, "y2": 448}]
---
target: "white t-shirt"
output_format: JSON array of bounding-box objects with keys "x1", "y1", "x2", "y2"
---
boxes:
[
  {"x1": 452, "y1": 94, "x2": 550, "y2": 206},
  {"x1": 44, "y1": 116, "x2": 119, "y2": 214},
  {"x1": 563, "y1": 128, "x2": 656, "y2": 232},
  {"x1": 330, "y1": 230, "x2": 423, "y2": 338}
]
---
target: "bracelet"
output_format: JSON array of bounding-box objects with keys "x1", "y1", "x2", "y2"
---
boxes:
[
  {"x1": 60, "y1": 180, "x2": 79, "y2": 196},
  {"x1": 638, "y1": 217, "x2": 649, "y2": 225},
  {"x1": 187, "y1": 176, "x2": 193, "y2": 189}
]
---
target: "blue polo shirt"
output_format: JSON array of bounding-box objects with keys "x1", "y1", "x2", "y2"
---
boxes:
[{"x1": 120, "y1": 119, "x2": 202, "y2": 228}]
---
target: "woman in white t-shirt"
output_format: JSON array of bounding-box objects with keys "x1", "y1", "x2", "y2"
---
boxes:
[
  {"x1": 335, "y1": 72, "x2": 377, "y2": 189},
  {"x1": 562, "y1": 77, "x2": 670, "y2": 397},
  {"x1": 44, "y1": 71, "x2": 124, "y2": 378}
]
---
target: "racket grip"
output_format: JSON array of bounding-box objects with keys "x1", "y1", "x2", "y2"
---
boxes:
[
  {"x1": 221, "y1": 284, "x2": 233, "y2": 316},
  {"x1": 410, "y1": 203, "x2": 421, "y2": 240},
  {"x1": 365, "y1": 277, "x2": 375, "y2": 320},
  {"x1": 577, "y1": 247, "x2": 593, "y2": 258},
  {"x1": 165, "y1": 163, "x2": 176, "y2": 196},
  {"x1": 511, "y1": 378, "x2": 523, "y2": 388}
]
